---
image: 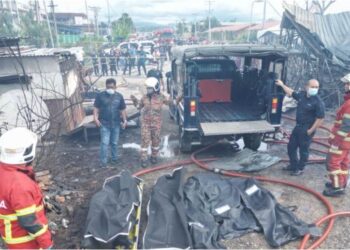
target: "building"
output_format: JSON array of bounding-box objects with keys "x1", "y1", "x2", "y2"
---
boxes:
[{"x1": 0, "y1": 37, "x2": 85, "y2": 135}]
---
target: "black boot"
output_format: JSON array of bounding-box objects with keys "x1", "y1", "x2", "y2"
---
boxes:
[
  {"x1": 323, "y1": 187, "x2": 345, "y2": 197},
  {"x1": 150, "y1": 156, "x2": 157, "y2": 164}
]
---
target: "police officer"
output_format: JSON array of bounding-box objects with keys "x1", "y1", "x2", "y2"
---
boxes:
[
  {"x1": 92, "y1": 54, "x2": 99, "y2": 76},
  {"x1": 131, "y1": 77, "x2": 182, "y2": 168},
  {"x1": 276, "y1": 79, "x2": 325, "y2": 176},
  {"x1": 100, "y1": 54, "x2": 108, "y2": 76},
  {"x1": 109, "y1": 55, "x2": 117, "y2": 76}
]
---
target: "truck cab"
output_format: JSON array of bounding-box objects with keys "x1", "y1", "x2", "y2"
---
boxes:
[{"x1": 167, "y1": 45, "x2": 287, "y2": 152}]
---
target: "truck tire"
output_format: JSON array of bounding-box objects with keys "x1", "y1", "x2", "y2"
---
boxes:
[
  {"x1": 179, "y1": 126, "x2": 192, "y2": 153},
  {"x1": 243, "y1": 134, "x2": 262, "y2": 151}
]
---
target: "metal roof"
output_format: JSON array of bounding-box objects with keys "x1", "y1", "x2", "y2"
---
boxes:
[
  {"x1": 282, "y1": 3, "x2": 350, "y2": 67},
  {"x1": 171, "y1": 44, "x2": 289, "y2": 63},
  {"x1": 0, "y1": 37, "x2": 20, "y2": 48}
]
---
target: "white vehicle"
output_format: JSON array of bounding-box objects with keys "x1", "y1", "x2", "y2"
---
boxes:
[
  {"x1": 138, "y1": 40, "x2": 155, "y2": 54},
  {"x1": 117, "y1": 41, "x2": 139, "y2": 51}
]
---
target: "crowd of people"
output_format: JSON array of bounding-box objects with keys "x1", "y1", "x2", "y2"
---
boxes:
[{"x1": 91, "y1": 42, "x2": 171, "y2": 77}]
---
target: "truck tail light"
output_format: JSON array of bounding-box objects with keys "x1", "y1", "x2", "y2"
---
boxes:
[
  {"x1": 271, "y1": 98, "x2": 278, "y2": 114},
  {"x1": 190, "y1": 100, "x2": 196, "y2": 116}
]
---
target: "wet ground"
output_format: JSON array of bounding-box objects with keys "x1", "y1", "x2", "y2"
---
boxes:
[{"x1": 2, "y1": 62, "x2": 350, "y2": 249}]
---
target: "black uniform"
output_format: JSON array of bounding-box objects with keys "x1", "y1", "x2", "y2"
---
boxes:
[
  {"x1": 109, "y1": 56, "x2": 117, "y2": 75},
  {"x1": 287, "y1": 91, "x2": 325, "y2": 172},
  {"x1": 92, "y1": 56, "x2": 99, "y2": 76},
  {"x1": 100, "y1": 56, "x2": 108, "y2": 76}
]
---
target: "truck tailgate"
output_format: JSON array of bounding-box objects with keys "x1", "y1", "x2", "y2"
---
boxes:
[{"x1": 200, "y1": 120, "x2": 275, "y2": 136}]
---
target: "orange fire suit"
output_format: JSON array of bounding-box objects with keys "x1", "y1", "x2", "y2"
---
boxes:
[
  {"x1": 0, "y1": 163, "x2": 53, "y2": 249},
  {"x1": 327, "y1": 93, "x2": 350, "y2": 188}
]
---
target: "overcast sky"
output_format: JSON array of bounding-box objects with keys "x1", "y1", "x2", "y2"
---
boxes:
[{"x1": 30, "y1": 0, "x2": 350, "y2": 24}]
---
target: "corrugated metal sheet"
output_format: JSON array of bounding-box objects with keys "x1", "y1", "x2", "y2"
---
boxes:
[{"x1": 283, "y1": 3, "x2": 350, "y2": 67}]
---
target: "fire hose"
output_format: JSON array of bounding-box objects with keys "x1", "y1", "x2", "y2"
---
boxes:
[{"x1": 132, "y1": 115, "x2": 350, "y2": 249}]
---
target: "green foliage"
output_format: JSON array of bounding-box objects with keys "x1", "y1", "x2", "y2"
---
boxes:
[
  {"x1": 176, "y1": 20, "x2": 189, "y2": 37},
  {"x1": 0, "y1": 11, "x2": 17, "y2": 36},
  {"x1": 19, "y1": 10, "x2": 50, "y2": 47},
  {"x1": 197, "y1": 16, "x2": 221, "y2": 32},
  {"x1": 111, "y1": 13, "x2": 135, "y2": 41},
  {"x1": 75, "y1": 35, "x2": 105, "y2": 54}
]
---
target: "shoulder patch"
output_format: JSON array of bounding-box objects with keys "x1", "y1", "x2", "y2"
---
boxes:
[{"x1": 0, "y1": 200, "x2": 7, "y2": 209}]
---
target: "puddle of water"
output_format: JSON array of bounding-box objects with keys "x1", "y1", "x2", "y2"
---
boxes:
[{"x1": 122, "y1": 134, "x2": 176, "y2": 158}]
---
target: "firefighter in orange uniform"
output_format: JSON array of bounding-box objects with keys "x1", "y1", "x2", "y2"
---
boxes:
[
  {"x1": 324, "y1": 73, "x2": 350, "y2": 197},
  {"x1": 0, "y1": 127, "x2": 53, "y2": 249}
]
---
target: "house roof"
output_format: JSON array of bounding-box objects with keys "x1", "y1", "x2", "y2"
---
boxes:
[{"x1": 281, "y1": 3, "x2": 350, "y2": 68}]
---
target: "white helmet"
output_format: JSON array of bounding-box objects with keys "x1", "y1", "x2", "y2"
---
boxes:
[
  {"x1": 145, "y1": 77, "x2": 160, "y2": 92},
  {"x1": 0, "y1": 127, "x2": 38, "y2": 165},
  {"x1": 341, "y1": 73, "x2": 350, "y2": 83}
]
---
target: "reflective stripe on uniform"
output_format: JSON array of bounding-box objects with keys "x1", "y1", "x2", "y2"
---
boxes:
[
  {"x1": 0, "y1": 204, "x2": 45, "y2": 244},
  {"x1": 152, "y1": 146, "x2": 160, "y2": 150},
  {"x1": 15, "y1": 205, "x2": 36, "y2": 216},
  {"x1": 328, "y1": 169, "x2": 349, "y2": 175},
  {"x1": 329, "y1": 146, "x2": 343, "y2": 155},
  {"x1": 0, "y1": 204, "x2": 44, "y2": 221},
  {"x1": 344, "y1": 113, "x2": 350, "y2": 119},
  {"x1": 141, "y1": 147, "x2": 148, "y2": 152},
  {"x1": 2, "y1": 225, "x2": 48, "y2": 245},
  {"x1": 30, "y1": 224, "x2": 48, "y2": 238},
  {"x1": 336, "y1": 130, "x2": 348, "y2": 137}
]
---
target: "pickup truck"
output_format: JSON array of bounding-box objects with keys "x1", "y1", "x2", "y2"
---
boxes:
[{"x1": 166, "y1": 44, "x2": 286, "y2": 152}]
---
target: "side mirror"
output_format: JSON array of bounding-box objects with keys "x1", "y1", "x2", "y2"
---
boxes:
[{"x1": 165, "y1": 72, "x2": 172, "y2": 78}]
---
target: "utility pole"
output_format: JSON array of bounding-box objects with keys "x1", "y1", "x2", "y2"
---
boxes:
[
  {"x1": 89, "y1": 6, "x2": 101, "y2": 36},
  {"x1": 43, "y1": 0, "x2": 55, "y2": 47},
  {"x1": 13, "y1": 0, "x2": 20, "y2": 24},
  {"x1": 49, "y1": 0, "x2": 60, "y2": 47},
  {"x1": 208, "y1": 0, "x2": 214, "y2": 42},
  {"x1": 106, "y1": 0, "x2": 111, "y2": 36},
  {"x1": 262, "y1": 0, "x2": 267, "y2": 29}
]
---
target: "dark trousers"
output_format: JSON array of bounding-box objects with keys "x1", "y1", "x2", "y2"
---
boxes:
[
  {"x1": 101, "y1": 64, "x2": 108, "y2": 76},
  {"x1": 93, "y1": 65, "x2": 99, "y2": 76},
  {"x1": 123, "y1": 61, "x2": 131, "y2": 75},
  {"x1": 110, "y1": 64, "x2": 117, "y2": 75},
  {"x1": 287, "y1": 125, "x2": 314, "y2": 171},
  {"x1": 138, "y1": 62, "x2": 147, "y2": 75}
]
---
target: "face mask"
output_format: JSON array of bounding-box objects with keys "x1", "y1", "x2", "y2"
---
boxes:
[
  {"x1": 308, "y1": 88, "x2": 318, "y2": 96},
  {"x1": 106, "y1": 89, "x2": 115, "y2": 95},
  {"x1": 146, "y1": 88, "x2": 154, "y2": 96}
]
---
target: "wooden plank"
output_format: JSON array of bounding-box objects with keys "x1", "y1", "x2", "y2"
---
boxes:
[{"x1": 200, "y1": 120, "x2": 275, "y2": 136}]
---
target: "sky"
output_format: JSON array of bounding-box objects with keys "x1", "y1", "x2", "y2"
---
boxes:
[{"x1": 24, "y1": 0, "x2": 350, "y2": 25}]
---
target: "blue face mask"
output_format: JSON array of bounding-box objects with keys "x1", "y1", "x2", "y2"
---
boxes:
[{"x1": 308, "y1": 88, "x2": 318, "y2": 96}]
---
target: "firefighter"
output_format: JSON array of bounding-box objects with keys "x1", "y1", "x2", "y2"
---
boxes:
[
  {"x1": 147, "y1": 68, "x2": 164, "y2": 92},
  {"x1": 324, "y1": 73, "x2": 350, "y2": 197},
  {"x1": 276, "y1": 79, "x2": 325, "y2": 176},
  {"x1": 0, "y1": 127, "x2": 53, "y2": 249},
  {"x1": 130, "y1": 77, "x2": 181, "y2": 168}
]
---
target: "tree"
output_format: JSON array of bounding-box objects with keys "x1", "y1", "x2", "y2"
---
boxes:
[
  {"x1": 20, "y1": 10, "x2": 50, "y2": 47},
  {"x1": 111, "y1": 13, "x2": 135, "y2": 41},
  {"x1": 0, "y1": 11, "x2": 17, "y2": 36},
  {"x1": 197, "y1": 16, "x2": 221, "y2": 32},
  {"x1": 176, "y1": 19, "x2": 189, "y2": 37}
]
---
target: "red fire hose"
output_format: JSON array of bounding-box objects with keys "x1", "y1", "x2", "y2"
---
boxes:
[{"x1": 132, "y1": 116, "x2": 350, "y2": 249}]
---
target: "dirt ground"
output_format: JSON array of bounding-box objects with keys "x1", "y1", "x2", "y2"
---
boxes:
[{"x1": 2, "y1": 62, "x2": 350, "y2": 249}]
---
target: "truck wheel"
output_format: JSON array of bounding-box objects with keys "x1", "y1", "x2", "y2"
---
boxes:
[
  {"x1": 179, "y1": 126, "x2": 192, "y2": 153},
  {"x1": 243, "y1": 134, "x2": 262, "y2": 151}
]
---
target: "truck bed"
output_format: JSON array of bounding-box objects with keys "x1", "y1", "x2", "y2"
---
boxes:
[{"x1": 198, "y1": 102, "x2": 263, "y2": 122}]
